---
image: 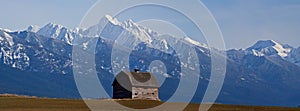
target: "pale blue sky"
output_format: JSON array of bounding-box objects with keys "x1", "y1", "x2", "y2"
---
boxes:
[{"x1": 0, "y1": 0, "x2": 299, "y2": 49}]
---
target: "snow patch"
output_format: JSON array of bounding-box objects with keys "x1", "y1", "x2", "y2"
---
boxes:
[
  {"x1": 251, "y1": 49, "x2": 264, "y2": 56},
  {"x1": 0, "y1": 30, "x2": 14, "y2": 46},
  {"x1": 37, "y1": 23, "x2": 73, "y2": 44},
  {"x1": 163, "y1": 73, "x2": 171, "y2": 78},
  {"x1": 104, "y1": 15, "x2": 122, "y2": 25},
  {"x1": 183, "y1": 37, "x2": 208, "y2": 48},
  {"x1": 247, "y1": 40, "x2": 292, "y2": 58},
  {"x1": 0, "y1": 35, "x2": 3, "y2": 41},
  {"x1": 271, "y1": 41, "x2": 291, "y2": 57},
  {"x1": 27, "y1": 25, "x2": 40, "y2": 32},
  {"x1": 286, "y1": 47, "x2": 300, "y2": 66},
  {"x1": 0, "y1": 28, "x2": 12, "y2": 32},
  {"x1": 240, "y1": 78, "x2": 245, "y2": 81},
  {"x1": 83, "y1": 42, "x2": 89, "y2": 50}
]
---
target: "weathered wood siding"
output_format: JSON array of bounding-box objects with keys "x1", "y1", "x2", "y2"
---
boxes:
[{"x1": 132, "y1": 87, "x2": 159, "y2": 100}]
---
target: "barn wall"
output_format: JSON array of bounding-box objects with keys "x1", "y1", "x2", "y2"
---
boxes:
[
  {"x1": 132, "y1": 87, "x2": 159, "y2": 100},
  {"x1": 113, "y1": 80, "x2": 132, "y2": 99}
]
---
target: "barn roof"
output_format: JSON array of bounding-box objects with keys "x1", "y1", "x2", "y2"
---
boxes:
[{"x1": 115, "y1": 71, "x2": 159, "y2": 88}]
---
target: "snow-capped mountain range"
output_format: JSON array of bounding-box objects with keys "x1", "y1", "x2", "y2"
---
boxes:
[
  {"x1": 244, "y1": 40, "x2": 299, "y2": 65},
  {"x1": 1, "y1": 15, "x2": 300, "y2": 107}
]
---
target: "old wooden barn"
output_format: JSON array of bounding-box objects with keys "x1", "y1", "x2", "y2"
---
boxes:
[{"x1": 112, "y1": 70, "x2": 160, "y2": 100}]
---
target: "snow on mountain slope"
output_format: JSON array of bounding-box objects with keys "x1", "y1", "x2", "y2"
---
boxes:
[
  {"x1": 83, "y1": 15, "x2": 153, "y2": 43},
  {"x1": 0, "y1": 30, "x2": 30, "y2": 70},
  {"x1": 0, "y1": 29, "x2": 14, "y2": 46},
  {"x1": 246, "y1": 40, "x2": 292, "y2": 58},
  {"x1": 27, "y1": 25, "x2": 40, "y2": 33},
  {"x1": 37, "y1": 23, "x2": 74, "y2": 44},
  {"x1": 28, "y1": 15, "x2": 208, "y2": 56},
  {"x1": 234, "y1": 39, "x2": 300, "y2": 66},
  {"x1": 79, "y1": 15, "x2": 123, "y2": 37},
  {"x1": 0, "y1": 28, "x2": 12, "y2": 33},
  {"x1": 122, "y1": 19, "x2": 153, "y2": 43},
  {"x1": 104, "y1": 15, "x2": 122, "y2": 26},
  {"x1": 183, "y1": 36, "x2": 208, "y2": 48},
  {"x1": 81, "y1": 15, "x2": 173, "y2": 52},
  {"x1": 286, "y1": 47, "x2": 300, "y2": 66}
]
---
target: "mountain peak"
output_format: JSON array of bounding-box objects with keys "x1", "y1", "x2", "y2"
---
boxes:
[
  {"x1": 249, "y1": 40, "x2": 278, "y2": 50},
  {"x1": 0, "y1": 28, "x2": 12, "y2": 32},
  {"x1": 36, "y1": 23, "x2": 73, "y2": 44},
  {"x1": 104, "y1": 14, "x2": 113, "y2": 20},
  {"x1": 247, "y1": 40, "x2": 292, "y2": 58},
  {"x1": 44, "y1": 23, "x2": 64, "y2": 29},
  {"x1": 183, "y1": 37, "x2": 208, "y2": 48},
  {"x1": 27, "y1": 25, "x2": 40, "y2": 33},
  {"x1": 103, "y1": 14, "x2": 121, "y2": 25}
]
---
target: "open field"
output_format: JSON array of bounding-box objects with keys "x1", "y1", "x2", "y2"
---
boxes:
[
  {"x1": 0, "y1": 95, "x2": 89, "y2": 111},
  {"x1": 0, "y1": 95, "x2": 299, "y2": 111}
]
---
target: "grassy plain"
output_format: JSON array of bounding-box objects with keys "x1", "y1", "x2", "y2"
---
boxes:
[{"x1": 0, "y1": 95, "x2": 299, "y2": 111}]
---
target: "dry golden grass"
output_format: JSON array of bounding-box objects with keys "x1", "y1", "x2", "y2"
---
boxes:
[
  {"x1": 0, "y1": 95, "x2": 299, "y2": 111},
  {"x1": 0, "y1": 96, "x2": 89, "y2": 111}
]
